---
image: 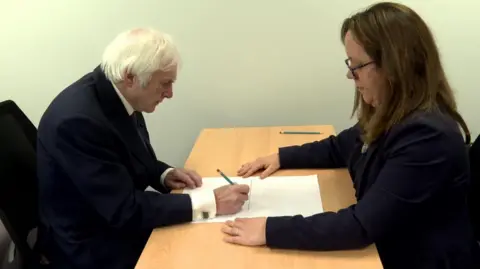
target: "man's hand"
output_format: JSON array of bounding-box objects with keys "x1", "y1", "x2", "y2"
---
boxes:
[
  {"x1": 164, "y1": 168, "x2": 202, "y2": 189},
  {"x1": 214, "y1": 184, "x2": 250, "y2": 215}
]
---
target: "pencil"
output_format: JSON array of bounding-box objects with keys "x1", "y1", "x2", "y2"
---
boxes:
[
  {"x1": 216, "y1": 169, "x2": 235, "y2": 185},
  {"x1": 280, "y1": 131, "x2": 322, "y2": 135}
]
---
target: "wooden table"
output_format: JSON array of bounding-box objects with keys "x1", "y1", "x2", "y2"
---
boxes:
[{"x1": 135, "y1": 125, "x2": 383, "y2": 269}]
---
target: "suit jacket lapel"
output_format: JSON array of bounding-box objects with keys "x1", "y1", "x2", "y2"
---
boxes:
[
  {"x1": 92, "y1": 66, "x2": 155, "y2": 170},
  {"x1": 359, "y1": 142, "x2": 378, "y2": 175},
  {"x1": 134, "y1": 112, "x2": 158, "y2": 160},
  {"x1": 351, "y1": 134, "x2": 387, "y2": 199},
  {"x1": 111, "y1": 115, "x2": 156, "y2": 169}
]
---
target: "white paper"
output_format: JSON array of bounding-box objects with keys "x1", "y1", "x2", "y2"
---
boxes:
[{"x1": 183, "y1": 175, "x2": 323, "y2": 223}]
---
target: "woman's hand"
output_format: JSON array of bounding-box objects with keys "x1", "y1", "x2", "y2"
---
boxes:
[
  {"x1": 237, "y1": 153, "x2": 280, "y2": 179},
  {"x1": 221, "y1": 217, "x2": 267, "y2": 246}
]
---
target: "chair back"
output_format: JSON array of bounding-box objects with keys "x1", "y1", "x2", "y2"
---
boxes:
[
  {"x1": 469, "y1": 134, "x2": 480, "y2": 240},
  {"x1": 0, "y1": 100, "x2": 40, "y2": 267}
]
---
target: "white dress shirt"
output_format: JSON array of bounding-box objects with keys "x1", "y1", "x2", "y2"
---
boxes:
[{"x1": 112, "y1": 83, "x2": 217, "y2": 220}]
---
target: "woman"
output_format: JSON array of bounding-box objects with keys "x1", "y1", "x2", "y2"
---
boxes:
[{"x1": 221, "y1": 2, "x2": 480, "y2": 268}]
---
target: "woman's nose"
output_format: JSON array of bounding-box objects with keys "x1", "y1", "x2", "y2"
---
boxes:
[{"x1": 346, "y1": 70, "x2": 354, "y2": 80}]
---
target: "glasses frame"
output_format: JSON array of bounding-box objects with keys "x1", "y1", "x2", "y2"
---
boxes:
[{"x1": 345, "y1": 58, "x2": 375, "y2": 79}]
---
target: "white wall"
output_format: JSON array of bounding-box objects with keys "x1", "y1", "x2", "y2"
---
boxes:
[{"x1": 1, "y1": 0, "x2": 479, "y2": 167}]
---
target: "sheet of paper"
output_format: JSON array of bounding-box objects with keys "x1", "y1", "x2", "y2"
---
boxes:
[
  {"x1": 247, "y1": 175, "x2": 324, "y2": 218},
  {"x1": 183, "y1": 175, "x2": 323, "y2": 223}
]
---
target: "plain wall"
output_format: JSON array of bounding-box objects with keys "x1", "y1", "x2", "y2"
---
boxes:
[{"x1": 1, "y1": 0, "x2": 479, "y2": 167}]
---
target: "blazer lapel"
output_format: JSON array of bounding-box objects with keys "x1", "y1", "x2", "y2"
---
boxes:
[
  {"x1": 134, "y1": 112, "x2": 158, "y2": 160},
  {"x1": 359, "y1": 142, "x2": 379, "y2": 174},
  {"x1": 92, "y1": 66, "x2": 155, "y2": 170},
  {"x1": 110, "y1": 115, "x2": 156, "y2": 169},
  {"x1": 350, "y1": 137, "x2": 382, "y2": 199}
]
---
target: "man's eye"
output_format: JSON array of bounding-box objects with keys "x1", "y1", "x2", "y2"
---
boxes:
[{"x1": 162, "y1": 81, "x2": 173, "y2": 88}]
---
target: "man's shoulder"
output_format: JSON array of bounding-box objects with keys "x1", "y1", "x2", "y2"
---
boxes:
[{"x1": 38, "y1": 70, "x2": 104, "y2": 137}]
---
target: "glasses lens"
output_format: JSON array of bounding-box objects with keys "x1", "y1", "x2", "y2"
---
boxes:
[
  {"x1": 346, "y1": 58, "x2": 352, "y2": 67},
  {"x1": 346, "y1": 59, "x2": 356, "y2": 78}
]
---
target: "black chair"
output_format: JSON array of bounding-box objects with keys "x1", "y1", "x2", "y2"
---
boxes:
[
  {"x1": 469, "y1": 134, "x2": 480, "y2": 241},
  {"x1": 0, "y1": 100, "x2": 48, "y2": 268}
]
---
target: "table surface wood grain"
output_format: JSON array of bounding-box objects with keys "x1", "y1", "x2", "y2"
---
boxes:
[{"x1": 135, "y1": 125, "x2": 383, "y2": 269}]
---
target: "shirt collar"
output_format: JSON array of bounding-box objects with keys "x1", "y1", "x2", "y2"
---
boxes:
[{"x1": 111, "y1": 82, "x2": 135, "y2": 116}]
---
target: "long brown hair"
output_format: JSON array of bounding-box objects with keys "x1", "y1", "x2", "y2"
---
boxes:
[{"x1": 341, "y1": 2, "x2": 470, "y2": 144}]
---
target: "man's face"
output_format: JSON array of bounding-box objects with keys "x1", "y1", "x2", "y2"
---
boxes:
[{"x1": 122, "y1": 66, "x2": 177, "y2": 113}]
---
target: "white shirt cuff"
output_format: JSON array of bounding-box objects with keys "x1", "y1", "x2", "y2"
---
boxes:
[
  {"x1": 160, "y1": 168, "x2": 174, "y2": 187},
  {"x1": 189, "y1": 190, "x2": 217, "y2": 221}
]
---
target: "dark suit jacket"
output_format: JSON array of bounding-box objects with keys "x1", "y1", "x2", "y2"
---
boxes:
[
  {"x1": 265, "y1": 111, "x2": 480, "y2": 269},
  {"x1": 468, "y1": 134, "x2": 480, "y2": 240},
  {"x1": 36, "y1": 66, "x2": 193, "y2": 269}
]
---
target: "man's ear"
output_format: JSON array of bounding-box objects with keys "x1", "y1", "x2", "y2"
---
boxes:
[{"x1": 123, "y1": 70, "x2": 135, "y2": 88}]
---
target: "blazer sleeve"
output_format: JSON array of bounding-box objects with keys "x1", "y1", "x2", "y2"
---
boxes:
[
  {"x1": 148, "y1": 160, "x2": 172, "y2": 193},
  {"x1": 265, "y1": 121, "x2": 460, "y2": 250},
  {"x1": 156, "y1": 160, "x2": 171, "y2": 176},
  {"x1": 135, "y1": 112, "x2": 172, "y2": 193},
  {"x1": 278, "y1": 124, "x2": 360, "y2": 169},
  {"x1": 54, "y1": 116, "x2": 193, "y2": 231}
]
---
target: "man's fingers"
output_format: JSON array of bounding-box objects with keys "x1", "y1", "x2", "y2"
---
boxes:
[
  {"x1": 171, "y1": 182, "x2": 186, "y2": 189},
  {"x1": 237, "y1": 193, "x2": 249, "y2": 202},
  {"x1": 232, "y1": 184, "x2": 250, "y2": 194},
  {"x1": 187, "y1": 170, "x2": 202, "y2": 187},
  {"x1": 177, "y1": 173, "x2": 196, "y2": 188}
]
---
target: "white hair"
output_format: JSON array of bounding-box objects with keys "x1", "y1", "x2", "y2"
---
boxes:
[{"x1": 100, "y1": 28, "x2": 180, "y2": 87}]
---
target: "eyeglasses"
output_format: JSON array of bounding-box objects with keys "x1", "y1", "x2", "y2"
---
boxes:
[{"x1": 345, "y1": 58, "x2": 375, "y2": 79}]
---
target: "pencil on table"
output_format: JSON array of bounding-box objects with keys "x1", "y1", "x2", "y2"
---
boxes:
[{"x1": 279, "y1": 131, "x2": 322, "y2": 135}]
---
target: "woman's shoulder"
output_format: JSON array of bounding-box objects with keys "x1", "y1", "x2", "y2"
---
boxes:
[
  {"x1": 396, "y1": 110, "x2": 462, "y2": 134},
  {"x1": 384, "y1": 110, "x2": 467, "y2": 154}
]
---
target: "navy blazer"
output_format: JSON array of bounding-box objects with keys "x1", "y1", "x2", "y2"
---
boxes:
[
  {"x1": 36, "y1": 66, "x2": 193, "y2": 269},
  {"x1": 265, "y1": 111, "x2": 480, "y2": 269}
]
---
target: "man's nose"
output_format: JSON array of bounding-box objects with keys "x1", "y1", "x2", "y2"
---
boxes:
[{"x1": 163, "y1": 88, "x2": 173, "y2": 99}]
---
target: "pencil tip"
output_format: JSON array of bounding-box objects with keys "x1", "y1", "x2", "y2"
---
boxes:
[{"x1": 216, "y1": 169, "x2": 220, "y2": 172}]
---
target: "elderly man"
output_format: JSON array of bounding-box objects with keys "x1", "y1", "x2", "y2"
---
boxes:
[{"x1": 36, "y1": 28, "x2": 249, "y2": 269}]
